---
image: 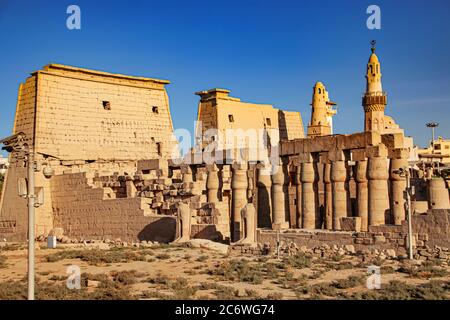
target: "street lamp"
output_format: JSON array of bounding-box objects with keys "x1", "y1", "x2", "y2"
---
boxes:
[
  {"x1": 426, "y1": 122, "x2": 439, "y2": 146},
  {"x1": 0, "y1": 132, "x2": 53, "y2": 300},
  {"x1": 393, "y1": 166, "x2": 414, "y2": 260}
]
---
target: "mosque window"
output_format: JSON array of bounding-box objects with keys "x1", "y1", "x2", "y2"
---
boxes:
[
  {"x1": 266, "y1": 118, "x2": 271, "y2": 126},
  {"x1": 152, "y1": 106, "x2": 159, "y2": 114},
  {"x1": 228, "y1": 115, "x2": 234, "y2": 123},
  {"x1": 434, "y1": 144, "x2": 441, "y2": 150}
]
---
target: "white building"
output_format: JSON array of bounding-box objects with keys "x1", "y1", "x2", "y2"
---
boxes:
[{"x1": 0, "y1": 155, "x2": 8, "y2": 175}]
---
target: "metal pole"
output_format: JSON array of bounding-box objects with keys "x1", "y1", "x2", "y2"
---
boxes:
[
  {"x1": 27, "y1": 150, "x2": 35, "y2": 300},
  {"x1": 406, "y1": 170, "x2": 413, "y2": 260}
]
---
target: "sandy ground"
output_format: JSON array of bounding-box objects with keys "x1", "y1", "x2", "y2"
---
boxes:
[{"x1": 1, "y1": 243, "x2": 449, "y2": 300}]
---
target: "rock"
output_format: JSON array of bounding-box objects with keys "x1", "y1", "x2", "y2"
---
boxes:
[
  {"x1": 60, "y1": 236, "x2": 70, "y2": 244},
  {"x1": 344, "y1": 245, "x2": 356, "y2": 254},
  {"x1": 438, "y1": 253, "x2": 447, "y2": 260},
  {"x1": 144, "y1": 254, "x2": 153, "y2": 262},
  {"x1": 87, "y1": 280, "x2": 100, "y2": 289},
  {"x1": 96, "y1": 243, "x2": 110, "y2": 250},
  {"x1": 418, "y1": 249, "x2": 432, "y2": 257},
  {"x1": 373, "y1": 235, "x2": 386, "y2": 244},
  {"x1": 188, "y1": 239, "x2": 229, "y2": 255},
  {"x1": 299, "y1": 246, "x2": 308, "y2": 253},
  {"x1": 385, "y1": 249, "x2": 397, "y2": 258},
  {"x1": 398, "y1": 253, "x2": 408, "y2": 259},
  {"x1": 49, "y1": 228, "x2": 64, "y2": 238}
]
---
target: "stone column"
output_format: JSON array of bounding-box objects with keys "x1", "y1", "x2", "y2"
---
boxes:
[
  {"x1": 206, "y1": 163, "x2": 220, "y2": 204},
  {"x1": 355, "y1": 160, "x2": 369, "y2": 231},
  {"x1": 257, "y1": 162, "x2": 272, "y2": 228},
  {"x1": 323, "y1": 163, "x2": 333, "y2": 230},
  {"x1": 174, "y1": 202, "x2": 191, "y2": 243},
  {"x1": 125, "y1": 180, "x2": 137, "y2": 198},
  {"x1": 295, "y1": 165, "x2": 302, "y2": 228},
  {"x1": 390, "y1": 157, "x2": 407, "y2": 225},
  {"x1": 237, "y1": 203, "x2": 257, "y2": 244},
  {"x1": 331, "y1": 160, "x2": 347, "y2": 230},
  {"x1": 272, "y1": 164, "x2": 289, "y2": 230},
  {"x1": 428, "y1": 177, "x2": 450, "y2": 209},
  {"x1": 231, "y1": 163, "x2": 248, "y2": 242},
  {"x1": 368, "y1": 156, "x2": 389, "y2": 226},
  {"x1": 301, "y1": 161, "x2": 315, "y2": 229}
]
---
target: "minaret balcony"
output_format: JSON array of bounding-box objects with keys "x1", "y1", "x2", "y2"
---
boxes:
[{"x1": 362, "y1": 93, "x2": 387, "y2": 106}]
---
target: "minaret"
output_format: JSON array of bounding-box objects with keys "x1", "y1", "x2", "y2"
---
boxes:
[
  {"x1": 307, "y1": 82, "x2": 337, "y2": 138},
  {"x1": 362, "y1": 40, "x2": 387, "y2": 132}
]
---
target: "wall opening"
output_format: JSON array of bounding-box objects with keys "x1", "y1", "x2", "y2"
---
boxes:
[
  {"x1": 103, "y1": 101, "x2": 111, "y2": 110},
  {"x1": 156, "y1": 142, "x2": 162, "y2": 156}
]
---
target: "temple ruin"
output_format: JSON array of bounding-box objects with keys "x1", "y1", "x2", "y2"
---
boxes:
[{"x1": 0, "y1": 45, "x2": 449, "y2": 257}]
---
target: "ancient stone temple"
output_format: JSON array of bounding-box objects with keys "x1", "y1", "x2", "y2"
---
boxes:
[
  {"x1": 0, "y1": 45, "x2": 449, "y2": 255},
  {"x1": 195, "y1": 88, "x2": 304, "y2": 162},
  {"x1": 0, "y1": 64, "x2": 179, "y2": 240}
]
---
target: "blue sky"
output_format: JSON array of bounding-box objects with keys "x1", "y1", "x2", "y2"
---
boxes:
[{"x1": 0, "y1": 0, "x2": 449, "y2": 155}]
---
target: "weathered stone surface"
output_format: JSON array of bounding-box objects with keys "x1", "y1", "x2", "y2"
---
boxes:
[{"x1": 188, "y1": 239, "x2": 229, "y2": 255}]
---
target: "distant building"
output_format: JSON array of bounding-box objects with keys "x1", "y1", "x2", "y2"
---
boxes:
[
  {"x1": 0, "y1": 155, "x2": 8, "y2": 175},
  {"x1": 418, "y1": 136, "x2": 450, "y2": 164}
]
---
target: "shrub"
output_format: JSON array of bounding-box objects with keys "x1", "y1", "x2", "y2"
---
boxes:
[
  {"x1": 284, "y1": 252, "x2": 312, "y2": 269},
  {"x1": 332, "y1": 275, "x2": 365, "y2": 289},
  {"x1": 208, "y1": 259, "x2": 264, "y2": 284},
  {"x1": 45, "y1": 249, "x2": 143, "y2": 265},
  {"x1": 266, "y1": 292, "x2": 283, "y2": 300},
  {"x1": 156, "y1": 253, "x2": 170, "y2": 260}
]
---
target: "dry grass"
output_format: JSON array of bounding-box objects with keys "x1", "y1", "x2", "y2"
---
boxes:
[
  {"x1": 44, "y1": 248, "x2": 149, "y2": 265},
  {"x1": 208, "y1": 259, "x2": 264, "y2": 284}
]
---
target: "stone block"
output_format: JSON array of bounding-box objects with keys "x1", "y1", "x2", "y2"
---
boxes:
[
  {"x1": 340, "y1": 217, "x2": 361, "y2": 232},
  {"x1": 366, "y1": 144, "x2": 388, "y2": 158},
  {"x1": 373, "y1": 235, "x2": 386, "y2": 244},
  {"x1": 381, "y1": 133, "x2": 404, "y2": 149}
]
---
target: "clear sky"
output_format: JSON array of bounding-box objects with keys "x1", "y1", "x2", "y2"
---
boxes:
[{"x1": 0, "y1": 0, "x2": 449, "y2": 155}]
